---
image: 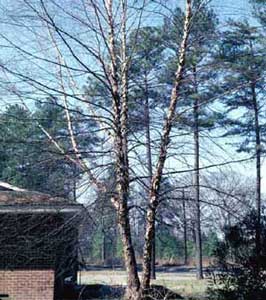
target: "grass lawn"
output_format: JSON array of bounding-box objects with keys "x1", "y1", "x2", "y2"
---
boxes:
[{"x1": 78, "y1": 270, "x2": 209, "y2": 299}]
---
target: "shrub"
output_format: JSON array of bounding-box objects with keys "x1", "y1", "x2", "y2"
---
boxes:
[{"x1": 207, "y1": 211, "x2": 266, "y2": 300}]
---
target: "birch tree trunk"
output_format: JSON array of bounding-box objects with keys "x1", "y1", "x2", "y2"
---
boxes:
[
  {"x1": 107, "y1": 0, "x2": 140, "y2": 297},
  {"x1": 141, "y1": 0, "x2": 192, "y2": 291},
  {"x1": 144, "y1": 74, "x2": 156, "y2": 280}
]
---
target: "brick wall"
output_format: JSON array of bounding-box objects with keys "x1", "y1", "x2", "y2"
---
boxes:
[{"x1": 0, "y1": 270, "x2": 54, "y2": 300}]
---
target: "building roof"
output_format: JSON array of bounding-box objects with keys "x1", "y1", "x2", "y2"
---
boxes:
[{"x1": 0, "y1": 182, "x2": 84, "y2": 214}]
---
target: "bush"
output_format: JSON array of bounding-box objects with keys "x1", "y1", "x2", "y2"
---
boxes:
[{"x1": 207, "y1": 211, "x2": 266, "y2": 300}]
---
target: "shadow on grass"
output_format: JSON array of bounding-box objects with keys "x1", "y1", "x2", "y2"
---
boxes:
[{"x1": 63, "y1": 283, "x2": 184, "y2": 299}]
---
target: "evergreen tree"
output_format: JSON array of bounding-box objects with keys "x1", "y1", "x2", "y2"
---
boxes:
[
  {"x1": 93, "y1": 166, "x2": 118, "y2": 264},
  {"x1": 128, "y1": 25, "x2": 166, "y2": 279},
  {"x1": 0, "y1": 98, "x2": 97, "y2": 198},
  {"x1": 217, "y1": 20, "x2": 266, "y2": 256},
  {"x1": 207, "y1": 212, "x2": 266, "y2": 300},
  {"x1": 0, "y1": 104, "x2": 34, "y2": 187},
  {"x1": 251, "y1": 0, "x2": 266, "y2": 26}
]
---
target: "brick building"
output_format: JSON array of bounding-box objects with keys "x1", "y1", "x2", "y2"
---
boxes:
[{"x1": 0, "y1": 182, "x2": 84, "y2": 300}]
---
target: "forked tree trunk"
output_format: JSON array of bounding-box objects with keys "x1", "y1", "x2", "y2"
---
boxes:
[
  {"x1": 141, "y1": 0, "x2": 192, "y2": 292},
  {"x1": 107, "y1": 0, "x2": 141, "y2": 296},
  {"x1": 108, "y1": 0, "x2": 192, "y2": 297},
  {"x1": 193, "y1": 66, "x2": 203, "y2": 279}
]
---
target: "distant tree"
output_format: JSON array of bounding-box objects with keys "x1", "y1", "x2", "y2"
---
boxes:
[
  {"x1": 202, "y1": 231, "x2": 219, "y2": 257},
  {"x1": 155, "y1": 225, "x2": 184, "y2": 261},
  {"x1": 204, "y1": 171, "x2": 254, "y2": 233},
  {"x1": 159, "y1": 183, "x2": 190, "y2": 265},
  {"x1": 93, "y1": 166, "x2": 118, "y2": 264},
  {"x1": 0, "y1": 105, "x2": 34, "y2": 188},
  {"x1": 0, "y1": 99, "x2": 97, "y2": 198}
]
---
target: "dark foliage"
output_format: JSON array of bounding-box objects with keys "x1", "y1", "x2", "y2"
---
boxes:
[
  {"x1": 62, "y1": 283, "x2": 183, "y2": 300},
  {"x1": 0, "y1": 99, "x2": 98, "y2": 198},
  {"x1": 207, "y1": 212, "x2": 266, "y2": 300}
]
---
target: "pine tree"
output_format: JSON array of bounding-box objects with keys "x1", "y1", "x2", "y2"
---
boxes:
[
  {"x1": 251, "y1": 0, "x2": 266, "y2": 26},
  {"x1": 0, "y1": 98, "x2": 98, "y2": 198},
  {"x1": 128, "y1": 26, "x2": 166, "y2": 280},
  {"x1": 217, "y1": 20, "x2": 266, "y2": 257}
]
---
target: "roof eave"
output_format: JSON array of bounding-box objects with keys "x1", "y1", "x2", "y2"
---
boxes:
[{"x1": 0, "y1": 204, "x2": 85, "y2": 214}]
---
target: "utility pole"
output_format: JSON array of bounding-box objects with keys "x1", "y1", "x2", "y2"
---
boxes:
[{"x1": 182, "y1": 190, "x2": 188, "y2": 265}]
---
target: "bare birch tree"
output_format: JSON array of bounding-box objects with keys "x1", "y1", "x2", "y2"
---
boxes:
[{"x1": 0, "y1": 0, "x2": 193, "y2": 298}]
